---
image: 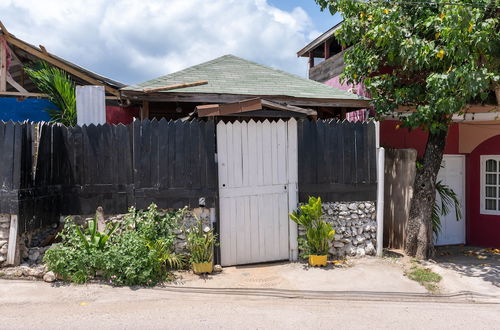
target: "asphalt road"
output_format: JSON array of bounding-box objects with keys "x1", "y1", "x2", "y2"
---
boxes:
[{"x1": 1, "y1": 280, "x2": 499, "y2": 329}]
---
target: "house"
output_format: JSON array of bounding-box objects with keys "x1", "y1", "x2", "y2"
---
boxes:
[
  {"x1": 120, "y1": 54, "x2": 370, "y2": 121},
  {"x1": 0, "y1": 21, "x2": 138, "y2": 124},
  {"x1": 298, "y1": 25, "x2": 500, "y2": 249}
]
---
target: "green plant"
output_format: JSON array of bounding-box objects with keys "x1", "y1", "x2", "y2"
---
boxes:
[
  {"x1": 146, "y1": 239, "x2": 185, "y2": 270},
  {"x1": 186, "y1": 219, "x2": 217, "y2": 263},
  {"x1": 432, "y1": 181, "x2": 463, "y2": 236},
  {"x1": 75, "y1": 215, "x2": 118, "y2": 251},
  {"x1": 290, "y1": 197, "x2": 335, "y2": 256},
  {"x1": 44, "y1": 203, "x2": 187, "y2": 286},
  {"x1": 24, "y1": 61, "x2": 77, "y2": 126},
  {"x1": 289, "y1": 196, "x2": 322, "y2": 229},
  {"x1": 126, "y1": 204, "x2": 185, "y2": 244},
  {"x1": 306, "y1": 221, "x2": 335, "y2": 256},
  {"x1": 43, "y1": 219, "x2": 105, "y2": 283},
  {"x1": 102, "y1": 231, "x2": 164, "y2": 286}
]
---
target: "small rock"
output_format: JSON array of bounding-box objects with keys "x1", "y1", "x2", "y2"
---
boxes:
[
  {"x1": 339, "y1": 204, "x2": 348, "y2": 211},
  {"x1": 356, "y1": 248, "x2": 366, "y2": 257},
  {"x1": 0, "y1": 255, "x2": 6, "y2": 263},
  {"x1": 365, "y1": 242, "x2": 376, "y2": 255},
  {"x1": 348, "y1": 203, "x2": 358, "y2": 210},
  {"x1": 333, "y1": 241, "x2": 344, "y2": 248},
  {"x1": 0, "y1": 229, "x2": 9, "y2": 239},
  {"x1": 0, "y1": 240, "x2": 7, "y2": 247},
  {"x1": 345, "y1": 244, "x2": 356, "y2": 256},
  {"x1": 358, "y1": 203, "x2": 365, "y2": 209},
  {"x1": 5, "y1": 267, "x2": 23, "y2": 277},
  {"x1": 28, "y1": 265, "x2": 47, "y2": 278},
  {"x1": 334, "y1": 234, "x2": 343, "y2": 241},
  {"x1": 43, "y1": 271, "x2": 56, "y2": 282},
  {"x1": 213, "y1": 264, "x2": 223, "y2": 272},
  {"x1": 0, "y1": 246, "x2": 7, "y2": 254},
  {"x1": 29, "y1": 250, "x2": 40, "y2": 262}
]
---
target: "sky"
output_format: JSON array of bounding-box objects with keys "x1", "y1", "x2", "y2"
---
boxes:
[{"x1": 0, "y1": 0, "x2": 341, "y2": 85}]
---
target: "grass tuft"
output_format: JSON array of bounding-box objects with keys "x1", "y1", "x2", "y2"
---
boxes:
[{"x1": 406, "y1": 263, "x2": 442, "y2": 293}]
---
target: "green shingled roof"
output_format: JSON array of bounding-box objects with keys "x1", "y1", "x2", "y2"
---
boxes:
[{"x1": 123, "y1": 55, "x2": 367, "y2": 101}]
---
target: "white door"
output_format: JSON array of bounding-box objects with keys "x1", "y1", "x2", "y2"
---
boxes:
[
  {"x1": 217, "y1": 119, "x2": 298, "y2": 266},
  {"x1": 435, "y1": 155, "x2": 466, "y2": 246}
]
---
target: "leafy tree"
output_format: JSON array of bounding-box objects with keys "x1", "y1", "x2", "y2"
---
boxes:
[
  {"x1": 24, "y1": 61, "x2": 77, "y2": 126},
  {"x1": 315, "y1": 0, "x2": 499, "y2": 258}
]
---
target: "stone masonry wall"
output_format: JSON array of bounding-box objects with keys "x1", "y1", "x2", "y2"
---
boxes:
[
  {"x1": 298, "y1": 201, "x2": 377, "y2": 258},
  {"x1": 0, "y1": 214, "x2": 10, "y2": 266}
]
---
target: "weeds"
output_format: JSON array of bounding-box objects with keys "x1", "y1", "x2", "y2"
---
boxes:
[{"x1": 405, "y1": 261, "x2": 442, "y2": 293}]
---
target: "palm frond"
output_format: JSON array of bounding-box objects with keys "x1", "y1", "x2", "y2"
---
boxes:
[
  {"x1": 24, "y1": 61, "x2": 77, "y2": 126},
  {"x1": 433, "y1": 181, "x2": 462, "y2": 237}
]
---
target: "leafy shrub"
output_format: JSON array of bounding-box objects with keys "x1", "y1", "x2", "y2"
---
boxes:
[
  {"x1": 102, "y1": 231, "x2": 163, "y2": 286},
  {"x1": 44, "y1": 219, "x2": 106, "y2": 283},
  {"x1": 44, "y1": 204, "x2": 186, "y2": 286},
  {"x1": 125, "y1": 204, "x2": 185, "y2": 244}
]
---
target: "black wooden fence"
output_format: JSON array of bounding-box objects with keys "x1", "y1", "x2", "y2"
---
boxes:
[
  {"x1": 298, "y1": 119, "x2": 377, "y2": 202},
  {"x1": 0, "y1": 119, "x2": 217, "y2": 233},
  {"x1": 0, "y1": 121, "x2": 32, "y2": 215},
  {"x1": 1, "y1": 118, "x2": 376, "y2": 233},
  {"x1": 133, "y1": 119, "x2": 217, "y2": 209}
]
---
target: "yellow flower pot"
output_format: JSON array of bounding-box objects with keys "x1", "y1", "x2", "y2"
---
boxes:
[
  {"x1": 309, "y1": 255, "x2": 328, "y2": 267},
  {"x1": 192, "y1": 262, "x2": 213, "y2": 274}
]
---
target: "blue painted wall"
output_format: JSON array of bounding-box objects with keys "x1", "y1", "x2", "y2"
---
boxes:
[{"x1": 0, "y1": 98, "x2": 53, "y2": 122}]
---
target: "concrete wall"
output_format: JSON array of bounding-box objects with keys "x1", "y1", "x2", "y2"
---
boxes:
[{"x1": 383, "y1": 148, "x2": 417, "y2": 250}]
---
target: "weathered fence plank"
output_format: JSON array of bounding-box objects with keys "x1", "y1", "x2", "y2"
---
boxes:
[
  {"x1": 133, "y1": 119, "x2": 217, "y2": 209},
  {"x1": 298, "y1": 119, "x2": 377, "y2": 202}
]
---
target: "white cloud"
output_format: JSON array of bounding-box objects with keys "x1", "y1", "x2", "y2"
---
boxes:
[{"x1": 0, "y1": 0, "x2": 317, "y2": 84}]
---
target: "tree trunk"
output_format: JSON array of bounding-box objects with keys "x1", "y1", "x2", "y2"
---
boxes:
[{"x1": 405, "y1": 128, "x2": 449, "y2": 259}]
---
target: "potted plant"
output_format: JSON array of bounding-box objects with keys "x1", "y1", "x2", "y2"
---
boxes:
[
  {"x1": 289, "y1": 197, "x2": 335, "y2": 267},
  {"x1": 186, "y1": 218, "x2": 217, "y2": 274}
]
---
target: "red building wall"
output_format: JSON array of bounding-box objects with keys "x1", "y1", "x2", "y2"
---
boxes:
[
  {"x1": 106, "y1": 106, "x2": 139, "y2": 125},
  {"x1": 380, "y1": 120, "x2": 460, "y2": 156},
  {"x1": 467, "y1": 135, "x2": 500, "y2": 248}
]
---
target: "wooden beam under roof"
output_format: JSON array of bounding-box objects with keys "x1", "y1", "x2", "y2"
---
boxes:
[
  {"x1": 196, "y1": 98, "x2": 317, "y2": 118},
  {"x1": 0, "y1": 21, "x2": 121, "y2": 97},
  {"x1": 122, "y1": 90, "x2": 371, "y2": 108},
  {"x1": 0, "y1": 91, "x2": 47, "y2": 98},
  {"x1": 0, "y1": 35, "x2": 6, "y2": 91},
  {"x1": 6, "y1": 73, "x2": 28, "y2": 93}
]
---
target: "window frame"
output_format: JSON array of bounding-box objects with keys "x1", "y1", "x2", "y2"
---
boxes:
[{"x1": 480, "y1": 155, "x2": 500, "y2": 216}]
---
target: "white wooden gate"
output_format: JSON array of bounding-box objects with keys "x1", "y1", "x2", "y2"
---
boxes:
[
  {"x1": 217, "y1": 119, "x2": 298, "y2": 266},
  {"x1": 435, "y1": 155, "x2": 466, "y2": 246}
]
